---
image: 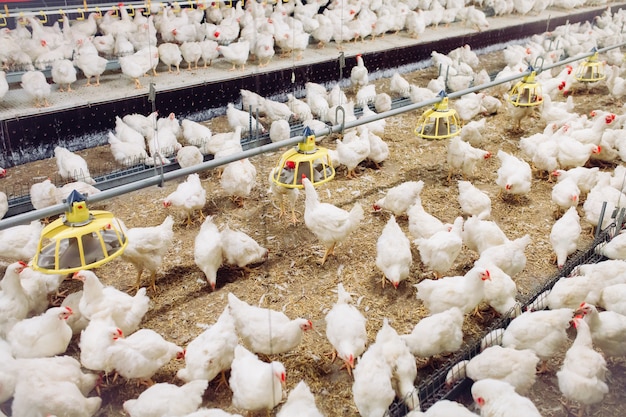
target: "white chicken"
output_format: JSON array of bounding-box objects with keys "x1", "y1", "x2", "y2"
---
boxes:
[
  {"x1": 449, "y1": 345, "x2": 540, "y2": 395},
  {"x1": 415, "y1": 265, "x2": 491, "y2": 315},
  {"x1": 220, "y1": 225, "x2": 268, "y2": 272},
  {"x1": 228, "y1": 292, "x2": 312, "y2": 355},
  {"x1": 263, "y1": 97, "x2": 296, "y2": 123},
  {"x1": 119, "y1": 47, "x2": 160, "y2": 89},
  {"x1": 73, "y1": 48, "x2": 108, "y2": 86},
  {"x1": 218, "y1": 40, "x2": 250, "y2": 71},
  {"x1": 229, "y1": 344, "x2": 285, "y2": 415},
  {"x1": 550, "y1": 206, "x2": 581, "y2": 269},
  {"x1": 108, "y1": 131, "x2": 148, "y2": 166},
  {"x1": 407, "y1": 197, "x2": 450, "y2": 240},
  {"x1": 78, "y1": 315, "x2": 121, "y2": 372},
  {"x1": 457, "y1": 180, "x2": 491, "y2": 220},
  {"x1": 182, "y1": 118, "x2": 213, "y2": 149},
  {"x1": 72, "y1": 269, "x2": 150, "y2": 336},
  {"x1": 220, "y1": 158, "x2": 257, "y2": 206},
  {"x1": 12, "y1": 378, "x2": 101, "y2": 417},
  {"x1": 227, "y1": 102, "x2": 266, "y2": 135},
  {"x1": 575, "y1": 302, "x2": 626, "y2": 358},
  {"x1": 287, "y1": 94, "x2": 312, "y2": 121},
  {"x1": 373, "y1": 180, "x2": 424, "y2": 217},
  {"x1": 158, "y1": 42, "x2": 182, "y2": 73},
  {"x1": 460, "y1": 118, "x2": 486, "y2": 147},
  {"x1": 123, "y1": 380, "x2": 208, "y2": 417},
  {"x1": 62, "y1": 290, "x2": 89, "y2": 335},
  {"x1": 120, "y1": 215, "x2": 175, "y2": 292},
  {"x1": 176, "y1": 306, "x2": 238, "y2": 384},
  {"x1": 350, "y1": 54, "x2": 369, "y2": 90},
  {"x1": 335, "y1": 129, "x2": 370, "y2": 179},
  {"x1": 0, "y1": 261, "x2": 30, "y2": 338},
  {"x1": 0, "y1": 71, "x2": 9, "y2": 101},
  {"x1": 476, "y1": 234, "x2": 531, "y2": 278},
  {"x1": 8, "y1": 305, "x2": 73, "y2": 358},
  {"x1": 54, "y1": 146, "x2": 96, "y2": 184},
  {"x1": 277, "y1": 380, "x2": 324, "y2": 417},
  {"x1": 29, "y1": 178, "x2": 58, "y2": 210},
  {"x1": 376, "y1": 215, "x2": 412, "y2": 289},
  {"x1": 557, "y1": 140, "x2": 601, "y2": 170},
  {"x1": 20, "y1": 70, "x2": 51, "y2": 107},
  {"x1": 413, "y1": 216, "x2": 464, "y2": 278},
  {"x1": 163, "y1": 173, "x2": 206, "y2": 226},
  {"x1": 551, "y1": 176, "x2": 581, "y2": 214},
  {"x1": 495, "y1": 150, "x2": 532, "y2": 200},
  {"x1": 0, "y1": 221, "x2": 44, "y2": 262},
  {"x1": 13, "y1": 355, "x2": 99, "y2": 400},
  {"x1": 400, "y1": 307, "x2": 464, "y2": 358},
  {"x1": 157, "y1": 111, "x2": 183, "y2": 141},
  {"x1": 599, "y1": 283, "x2": 626, "y2": 315},
  {"x1": 0, "y1": 190, "x2": 6, "y2": 219},
  {"x1": 389, "y1": 71, "x2": 411, "y2": 98},
  {"x1": 194, "y1": 215, "x2": 223, "y2": 290},
  {"x1": 176, "y1": 145, "x2": 204, "y2": 168},
  {"x1": 598, "y1": 231, "x2": 626, "y2": 260},
  {"x1": 107, "y1": 327, "x2": 184, "y2": 385},
  {"x1": 557, "y1": 316, "x2": 608, "y2": 417},
  {"x1": 554, "y1": 166, "x2": 600, "y2": 194},
  {"x1": 501, "y1": 307, "x2": 575, "y2": 373},
  {"x1": 119, "y1": 113, "x2": 153, "y2": 146},
  {"x1": 180, "y1": 41, "x2": 203, "y2": 70},
  {"x1": 472, "y1": 379, "x2": 542, "y2": 417},
  {"x1": 51, "y1": 58, "x2": 77, "y2": 92},
  {"x1": 480, "y1": 263, "x2": 518, "y2": 316},
  {"x1": 325, "y1": 283, "x2": 367, "y2": 375},
  {"x1": 14, "y1": 265, "x2": 62, "y2": 316},
  {"x1": 302, "y1": 177, "x2": 364, "y2": 265},
  {"x1": 447, "y1": 137, "x2": 491, "y2": 182},
  {"x1": 352, "y1": 342, "x2": 395, "y2": 417},
  {"x1": 373, "y1": 318, "x2": 420, "y2": 411}
]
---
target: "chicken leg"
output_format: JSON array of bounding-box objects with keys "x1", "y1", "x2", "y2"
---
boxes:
[{"x1": 320, "y1": 243, "x2": 336, "y2": 265}]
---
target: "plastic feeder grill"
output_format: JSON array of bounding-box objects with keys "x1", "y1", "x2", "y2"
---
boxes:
[
  {"x1": 271, "y1": 127, "x2": 335, "y2": 189},
  {"x1": 575, "y1": 49, "x2": 606, "y2": 83},
  {"x1": 31, "y1": 190, "x2": 128, "y2": 275},
  {"x1": 414, "y1": 91, "x2": 462, "y2": 140},
  {"x1": 508, "y1": 68, "x2": 543, "y2": 107}
]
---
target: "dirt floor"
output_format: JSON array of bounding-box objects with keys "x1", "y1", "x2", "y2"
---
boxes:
[{"x1": 1, "y1": 46, "x2": 626, "y2": 417}]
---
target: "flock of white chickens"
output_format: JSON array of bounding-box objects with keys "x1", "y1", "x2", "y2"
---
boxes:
[
  {"x1": 3, "y1": 2, "x2": 626, "y2": 417},
  {"x1": 0, "y1": 0, "x2": 617, "y2": 106}
]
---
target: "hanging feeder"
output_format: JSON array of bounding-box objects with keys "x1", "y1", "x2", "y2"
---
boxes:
[
  {"x1": 31, "y1": 190, "x2": 128, "y2": 275},
  {"x1": 508, "y1": 67, "x2": 543, "y2": 107},
  {"x1": 271, "y1": 126, "x2": 335, "y2": 189},
  {"x1": 414, "y1": 90, "x2": 462, "y2": 140},
  {"x1": 575, "y1": 48, "x2": 606, "y2": 83}
]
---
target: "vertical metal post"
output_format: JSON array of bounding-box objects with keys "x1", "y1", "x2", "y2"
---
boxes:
[{"x1": 148, "y1": 82, "x2": 165, "y2": 188}]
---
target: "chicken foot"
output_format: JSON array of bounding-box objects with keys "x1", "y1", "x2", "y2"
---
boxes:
[
  {"x1": 319, "y1": 243, "x2": 336, "y2": 265},
  {"x1": 536, "y1": 359, "x2": 551, "y2": 374},
  {"x1": 560, "y1": 398, "x2": 588, "y2": 417}
]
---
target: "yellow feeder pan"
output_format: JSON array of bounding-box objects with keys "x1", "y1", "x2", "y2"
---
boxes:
[
  {"x1": 271, "y1": 127, "x2": 335, "y2": 189},
  {"x1": 508, "y1": 67, "x2": 543, "y2": 107},
  {"x1": 414, "y1": 90, "x2": 462, "y2": 140},
  {"x1": 31, "y1": 190, "x2": 128, "y2": 275},
  {"x1": 575, "y1": 48, "x2": 606, "y2": 83}
]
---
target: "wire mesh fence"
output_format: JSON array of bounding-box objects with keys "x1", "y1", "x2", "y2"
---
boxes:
[{"x1": 385, "y1": 214, "x2": 624, "y2": 416}]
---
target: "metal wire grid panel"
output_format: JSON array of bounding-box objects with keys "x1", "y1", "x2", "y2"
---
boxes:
[{"x1": 385, "y1": 214, "x2": 624, "y2": 416}]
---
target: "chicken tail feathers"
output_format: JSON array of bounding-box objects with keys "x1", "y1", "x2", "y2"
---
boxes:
[{"x1": 348, "y1": 202, "x2": 365, "y2": 232}]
